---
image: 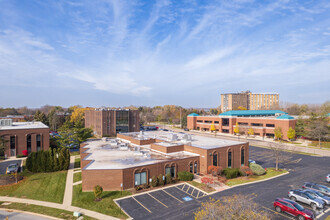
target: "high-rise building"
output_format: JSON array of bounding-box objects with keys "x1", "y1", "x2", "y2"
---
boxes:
[
  {"x1": 85, "y1": 108, "x2": 140, "y2": 137},
  {"x1": 221, "y1": 91, "x2": 279, "y2": 112}
]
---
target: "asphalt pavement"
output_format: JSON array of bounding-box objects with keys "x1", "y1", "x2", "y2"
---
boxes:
[{"x1": 0, "y1": 210, "x2": 51, "y2": 220}]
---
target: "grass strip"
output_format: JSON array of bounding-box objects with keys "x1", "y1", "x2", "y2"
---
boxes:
[
  {"x1": 72, "y1": 184, "x2": 131, "y2": 219},
  {"x1": 73, "y1": 172, "x2": 82, "y2": 183},
  {"x1": 226, "y1": 168, "x2": 288, "y2": 187},
  {"x1": 187, "y1": 181, "x2": 216, "y2": 193},
  {"x1": 74, "y1": 158, "x2": 80, "y2": 168}
]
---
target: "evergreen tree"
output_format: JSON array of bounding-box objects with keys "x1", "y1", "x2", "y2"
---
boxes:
[{"x1": 53, "y1": 148, "x2": 59, "y2": 171}]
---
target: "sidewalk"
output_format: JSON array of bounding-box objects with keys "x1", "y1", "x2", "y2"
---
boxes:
[{"x1": 63, "y1": 156, "x2": 75, "y2": 207}]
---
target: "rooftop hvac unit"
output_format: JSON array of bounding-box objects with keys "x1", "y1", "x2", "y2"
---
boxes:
[
  {"x1": 183, "y1": 134, "x2": 192, "y2": 141},
  {"x1": 169, "y1": 133, "x2": 178, "y2": 141},
  {"x1": 0, "y1": 119, "x2": 12, "y2": 126}
]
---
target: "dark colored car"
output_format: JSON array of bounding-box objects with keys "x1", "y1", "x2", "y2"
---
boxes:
[
  {"x1": 302, "y1": 182, "x2": 330, "y2": 197},
  {"x1": 184, "y1": 128, "x2": 189, "y2": 131},
  {"x1": 273, "y1": 198, "x2": 314, "y2": 220},
  {"x1": 6, "y1": 163, "x2": 19, "y2": 174},
  {"x1": 303, "y1": 189, "x2": 330, "y2": 205}
]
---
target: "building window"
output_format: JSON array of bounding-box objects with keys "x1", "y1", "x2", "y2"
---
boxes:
[
  {"x1": 241, "y1": 148, "x2": 244, "y2": 166},
  {"x1": 134, "y1": 171, "x2": 147, "y2": 186},
  {"x1": 238, "y1": 122, "x2": 248, "y2": 126},
  {"x1": 222, "y1": 118, "x2": 229, "y2": 126},
  {"x1": 197, "y1": 120, "x2": 203, "y2": 123},
  {"x1": 27, "y1": 135, "x2": 31, "y2": 154},
  {"x1": 251, "y1": 123, "x2": 263, "y2": 127},
  {"x1": 228, "y1": 151, "x2": 232, "y2": 168},
  {"x1": 214, "y1": 121, "x2": 219, "y2": 124},
  {"x1": 166, "y1": 166, "x2": 176, "y2": 178},
  {"x1": 189, "y1": 162, "x2": 193, "y2": 173},
  {"x1": 266, "y1": 124, "x2": 275, "y2": 127},
  {"x1": 222, "y1": 129, "x2": 229, "y2": 133},
  {"x1": 116, "y1": 111, "x2": 129, "y2": 133},
  {"x1": 204, "y1": 120, "x2": 212, "y2": 123},
  {"x1": 194, "y1": 162, "x2": 198, "y2": 174},
  {"x1": 213, "y1": 153, "x2": 218, "y2": 166},
  {"x1": 10, "y1": 136, "x2": 15, "y2": 156},
  {"x1": 36, "y1": 134, "x2": 41, "y2": 151}
]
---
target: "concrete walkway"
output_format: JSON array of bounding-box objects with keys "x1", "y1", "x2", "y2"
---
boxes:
[
  {"x1": 63, "y1": 156, "x2": 75, "y2": 207},
  {"x1": 0, "y1": 196, "x2": 118, "y2": 220}
]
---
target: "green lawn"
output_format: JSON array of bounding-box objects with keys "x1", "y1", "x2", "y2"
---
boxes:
[
  {"x1": 187, "y1": 181, "x2": 216, "y2": 193},
  {"x1": 0, "y1": 202, "x2": 96, "y2": 220},
  {"x1": 0, "y1": 171, "x2": 67, "y2": 203},
  {"x1": 70, "y1": 151, "x2": 80, "y2": 156},
  {"x1": 72, "y1": 184, "x2": 131, "y2": 219},
  {"x1": 74, "y1": 158, "x2": 80, "y2": 168},
  {"x1": 309, "y1": 141, "x2": 330, "y2": 149},
  {"x1": 73, "y1": 172, "x2": 82, "y2": 183},
  {"x1": 226, "y1": 168, "x2": 288, "y2": 187}
]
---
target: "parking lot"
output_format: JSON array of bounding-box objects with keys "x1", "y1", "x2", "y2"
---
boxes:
[
  {"x1": 116, "y1": 183, "x2": 207, "y2": 220},
  {"x1": 0, "y1": 159, "x2": 22, "y2": 175}
]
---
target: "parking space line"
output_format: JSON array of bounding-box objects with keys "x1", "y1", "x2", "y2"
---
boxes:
[
  {"x1": 162, "y1": 189, "x2": 183, "y2": 203},
  {"x1": 186, "y1": 185, "x2": 190, "y2": 193},
  {"x1": 147, "y1": 193, "x2": 168, "y2": 208},
  {"x1": 175, "y1": 185, "x2": 197, "y2": 199},
  {"x1": 196, "y1": 190, "x2": 200, "y2": 199},
  {"x1": 261, "y1": 206, "x2": 294, "y2": 220},
  {"x1": 132, "y1": 196, "x2": 152, "y2": 213},
  {"x1": 191, "y1": 188, "x2": 195, "y2": 196}
]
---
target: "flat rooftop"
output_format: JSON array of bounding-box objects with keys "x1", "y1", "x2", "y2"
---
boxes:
[
  {"x1": 82, "y1": 139, "x2": 199, "y2": 170},
  {"x1": 0, "y1": 122, "x2": 49, "y2": 130},
  {"x1": 120, "y1": 130, "x2": 246, "y2": 150}
]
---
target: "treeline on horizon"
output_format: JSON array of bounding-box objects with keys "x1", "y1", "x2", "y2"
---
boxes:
[{"x1": 0, "y1": 101, "x2": 329, "y2": 127}]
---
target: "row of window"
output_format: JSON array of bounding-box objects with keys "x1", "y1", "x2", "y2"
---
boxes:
[
  {"x1": 212, "y1": 148, "x2": 245, "y2": 167},
  {"x1": 134, "y1": 165, "x2": 177, "y2": 186}
]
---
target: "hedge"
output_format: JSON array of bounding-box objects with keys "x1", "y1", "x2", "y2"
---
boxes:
[
  {"x1": 178, "y1": 171, "x2": 194, "y2": 181},
  {"x1": 249, "y1": 163, "x2": 266, "y2": 175},
  {"x1": 222, "y1": 168, "x2": 240, "y2": 179},
  {"x1": 26, "y1": 148, "x2": 70, "y2": 173}
]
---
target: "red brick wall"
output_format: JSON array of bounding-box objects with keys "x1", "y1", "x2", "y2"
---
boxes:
[{"x1": 151, "y1": 143, "x2": 184, "y2": 153}]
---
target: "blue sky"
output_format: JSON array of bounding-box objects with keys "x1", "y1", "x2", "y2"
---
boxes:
[{"x1": 0, "y1": 0, "x2": 329, "y2": 108}]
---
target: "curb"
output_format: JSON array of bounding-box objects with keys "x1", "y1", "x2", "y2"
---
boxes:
[{"x1": 0, "y1": 207, "x2": 60, "y2": 220}]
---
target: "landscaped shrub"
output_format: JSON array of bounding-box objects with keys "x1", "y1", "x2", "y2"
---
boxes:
[
  {"x1": 178, "y1": 171, "x2": 194, "y2": 181},
  {"x1": 151, "y1": 176, "x2": 158, "y2": 187},
  {"x1": 249, "y1": 163, "x2": 266, "y2": 175},
  {"x1": 201, "y1": 177, "x2": 214, "y2": 187},
  {"x1": 142, "y1": 183, "x2": 150, "y2": 189},
  {"x1": 93, "y1": 185, "x2": 103, "y2": 201},
  {"x1": 239, "y1": 166, "x2": 253, "y2": 176},
  {"x1": 165, "y1": 173, "x2": 172, "y2": 184},
  {"x1": 207, "y1": 166, "x2": 223, "y2": 176},
  {"x1": 222, "y1": 168, "x2": 240, "y2": 179},
  {"x1": 22, "y1": 150, "x2": 28, "y2": 156},
  {"x1": 158, "y1": 174, "x2": 165, "y2": 186},
  {"x1": 26, "y1": 148, "x2": 70, "y2": 173},
  {"x1": 218, "y1": 176, "x2": 227, "y2": 183}
]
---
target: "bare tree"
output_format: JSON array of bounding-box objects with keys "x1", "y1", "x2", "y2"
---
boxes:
[
  {"x1": 194, "y1": 194, "x2": 270, "y2": 220},
  {"x1": 307, "y1": 118, "x2": 329, "y2": 148},
  {"x1": 269, "y1": 142, "x2": 292, "y2": 170}
]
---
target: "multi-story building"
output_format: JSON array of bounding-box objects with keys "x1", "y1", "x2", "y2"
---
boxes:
[
  {"x1": 85, "y1": 108, "x2": 140, "y2": 137},
  {"x1": 221, "y1": 91, "x2": 279, "y2": 112},
  {"x1": 80, "y1": 131, "x2": 249, "y2": 191},
  {"x1": 187, "y1": 110, "x2": 296, "y2": 140},
  {"x1": 0, "y1": 119, "x2": 50, "y2": 157}
]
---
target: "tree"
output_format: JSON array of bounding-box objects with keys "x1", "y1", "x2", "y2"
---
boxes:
[
  {"x1": 234, "y1": 122, "x2": 240, "y2": 135},
  {"x1": 201, "y1": 177, "x2": 214, "y2": 187},
  {"x1": 210, "y1": 123, "x2": 216, "y2": 136},
  {"x1": 0, "y1": 136, "x2": 8, "y2": 158},
  {"x1": 70, "y1": 106, "x2": 88, "y2": 128},
  {"x1": 274, "y1": 127, "x2": 283, "y2": 140},
  {"x1": 248, "y1": 127, "x2": 254, "y2": 136},
  {"x1": 307, "y1": 116, "x2": 329, "y2": 148},
  {"x1": 34, "y1": 110, "x2": 48, "y2": 124},
  {"x1": 287, "y1": 127, "x2": 296, "y2": 141},
  {"x1": 268, "y1": 142, "x2": 292, "y2": 171},
  {"x1": 237, "y1": 106, "x2": 247, "y2": 110},
  {"x1": 194, "y1": 194, "x2": 270, "y2": 220},
  {"x1": 295, "y1": 118, "x2": 307, "y2": 137},
  {"x1": 158, "y1": 174, "x2": 164, "y2": 186},
  {"x1": 94, "y1": 185, "x2": 103, "y2": 201}
]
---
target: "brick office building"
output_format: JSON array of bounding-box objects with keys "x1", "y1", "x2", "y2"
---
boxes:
[
  {"x1": 85, "y1": 108, "x2": 140, "y2": 137},
  {"x1": 0, "y1": 119, "x2": 50, "y2": 157},
  {"x1": 80, "y1": 131, "x2": 248, "y2": 191},
  {"x1": 187, "y1": 110, "x2": 296, "y2": 140}
]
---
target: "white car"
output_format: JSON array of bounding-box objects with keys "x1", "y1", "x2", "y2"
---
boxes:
[{"x1": 327, "y1": 174, "x2": 330, "y2": 183}]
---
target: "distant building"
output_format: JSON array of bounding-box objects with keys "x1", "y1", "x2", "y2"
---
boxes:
[
  {"x1": 221, "y1": 91, "x2": 279, "y2": 112},
  {"x1": 187, "y1": 110, "x2": 296, "y2": 140},
  {"x1": 85, "y1": 108, "x2": 140, "y2": 137},
  {"x1": 0, "y1": 119, "x2": 50, "y2": 157},
  {"x1": 0, "y1": 115, "x2": 34, "y2": 122}
]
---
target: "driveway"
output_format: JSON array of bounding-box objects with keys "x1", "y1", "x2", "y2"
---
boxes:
[
  {"x1": 0, "y1": 159, "x2": 22, "y2": 174},
  {"x1": 119, "y1": 146, "x2": 330, "y2": 220}
]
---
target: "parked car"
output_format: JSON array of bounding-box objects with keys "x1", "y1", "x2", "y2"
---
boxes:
[
  {"x1": 248, "y1": 159, "x2": 256, "y2": 164},
  {"x1": 288, "y1": 189, "x2": 325, "y2": 210},
  {"x1": 273, "y1": 198, "x2": 314, "y2": 220},
  {"x1": 303, "y1": 189, "x2": 330, "y2": 205},
  {"x1": 302, "y1": 182, "x2": 330, "y2": 197},
  {"x1": 6, "y1": 163, "x2": 19, "y2": 174},
  {"x1": 326, "y1": 174, "x2": 330, "y2": 183},
  {"x1": 184, "y1": 128, "x2": 189, "y2": 131}
]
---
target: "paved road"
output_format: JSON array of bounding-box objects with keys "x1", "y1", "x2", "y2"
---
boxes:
[
  {"x1": 0, "y1": 210, "x2": 51, "y2": 220},
  {"x1": 123, "y1": 145, "x2": 330, "y2": 220},
  {"x1": 0, "y1": 160, "x2": 22, "y2": 175}
]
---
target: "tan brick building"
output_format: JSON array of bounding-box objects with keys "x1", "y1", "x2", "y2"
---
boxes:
[
  {"x1": 85, "y1": 108, "x2": 140, "y2": 137},
  {"x1": 221, "y1": 91, "x2": 279, "y2": 112},
  {"x1": 80, "y1": 131, "x2": 248, "y2": 191},
  {"x1": 0, "y1": 119, "x2": 50, "y2": 157},
  {"x1": 187, "y1": 110, "x2": 296, "y2": 140}
]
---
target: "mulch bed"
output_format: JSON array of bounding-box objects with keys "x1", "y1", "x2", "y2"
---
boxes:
[{"x1": 0, "y1": 175, "x2": 24, "y2": 186}]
